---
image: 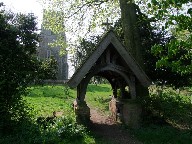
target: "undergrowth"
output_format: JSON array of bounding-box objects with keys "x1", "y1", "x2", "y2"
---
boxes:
[
  {"x1": 133, "y1": 85, "x2": 192, "y2": 144},
  {"x1": 1, "y1": 84, "x2": 192, "y2": 144}
]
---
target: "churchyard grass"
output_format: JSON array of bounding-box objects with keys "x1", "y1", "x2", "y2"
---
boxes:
[
  {"x1": 22, "y1": 84, "x2": 112, "y2": 144},
  {"x1": 1, "y1": 84, "x2": 191, "y2": 143},
  {"x1": 24, "y1": 84, "x2": 112, "y2": 118},
  {"x1": 25, "y1": 85, "x2": 76, "y2": 117},
  {"x1": 24, "y1": 84, "x2": 192, "y2": 144},
  {"x1": 85, "y1": 84, "x2": 112, "y2": 115}
]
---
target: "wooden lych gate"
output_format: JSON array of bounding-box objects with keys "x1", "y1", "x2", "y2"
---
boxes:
[{"x1": 67, "y1": 31, "x2": 151, "y2": 127}]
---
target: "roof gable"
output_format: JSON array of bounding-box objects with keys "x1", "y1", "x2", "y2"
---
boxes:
[{"x1": 68, "y1": 31, "x2": 151, "y2": 88}]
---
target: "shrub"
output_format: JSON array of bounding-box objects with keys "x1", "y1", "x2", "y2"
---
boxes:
[
  {"x1": 0, "y1": 5, "x2": 57, "y2": 135},
  {"x1": 142, "y1": 86, "x2": 192, "y2": 128},
  {"x1": 56, "y1": 115, "x2": 87, "y2": 142}
]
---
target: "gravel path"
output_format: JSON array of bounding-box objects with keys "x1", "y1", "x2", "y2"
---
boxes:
[{"x1": 90, "y1": 109, "x2": 142, "y2": 144}]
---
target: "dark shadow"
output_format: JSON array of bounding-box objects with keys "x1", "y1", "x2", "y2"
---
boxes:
[
  {"x1": 89, "y1": 122, "x2": 139, "y2": 144},
  {"x1": 142, "y1": 91, "x2": 192, "y2": 128},
  {"x1": 136, "y1": 90, "x2": 192, "y2": 143}
]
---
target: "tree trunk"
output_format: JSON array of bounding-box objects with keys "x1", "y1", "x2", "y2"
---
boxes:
[
  {"x1": 119, "y1": 0, "x2": 144, "y2": 68},
  {"x1": 119, "y1": 0, "x2": 149, "y2": 129},
  {"x1": 119, "y1": 0, "x2": 148, "y2": 97}
]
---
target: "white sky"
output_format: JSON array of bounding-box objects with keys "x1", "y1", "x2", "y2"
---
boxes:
[
  {"x1": 1, "y1": 0, "x2": 75, "y2": 78},
  {"x1": 1, "y1": 0, "x2": 43, "y2": 28}
]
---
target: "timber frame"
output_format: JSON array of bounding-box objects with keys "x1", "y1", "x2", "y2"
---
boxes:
[{"x1": 67, "y1": 30, "x2": 151, "y2": 101}]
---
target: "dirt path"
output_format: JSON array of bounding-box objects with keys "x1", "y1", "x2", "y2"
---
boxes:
[{"x1": 90, "y1": 109, "x2": 142, "y2": 144}]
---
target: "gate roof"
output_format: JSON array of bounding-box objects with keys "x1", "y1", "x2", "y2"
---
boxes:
[{"x1": 68, "y1": 31, "x2": 151, "y2": 88}]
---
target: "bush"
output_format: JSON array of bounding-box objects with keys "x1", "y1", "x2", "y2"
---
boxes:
[
  {"x1": 56, "y1": 115, "x2": 87, "y2": 143},
  {"x1": 142, "y1": 86, "x2": 192, "y2": 128},
  {"x1": 0, "y1": 8, "x2": 39, "y2": 134},
  {"x1": 0, "y1": 5, "x2": 57, "y2": 135}
]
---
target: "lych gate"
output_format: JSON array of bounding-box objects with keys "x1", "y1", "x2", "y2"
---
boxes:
[{"x1": 67, "y1": 31, "x2": 151, "y2": 128}]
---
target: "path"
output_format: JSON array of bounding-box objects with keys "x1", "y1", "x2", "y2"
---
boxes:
[{"x1": 90, "y1": 109, "x2": 142, "y2": 144}]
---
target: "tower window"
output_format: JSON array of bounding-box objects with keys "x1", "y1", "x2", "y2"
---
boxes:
[{"x1": 47, "y1": 50, "x2": 51, "y2": 58}]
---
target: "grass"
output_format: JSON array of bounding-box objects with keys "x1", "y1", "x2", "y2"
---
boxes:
[
  {"x1": 85, "y1": 84, "x2": 112, "y2": 115},
  {"x1": 1, "y1": 84, "x2": 192, "y2": 143},
  {"x1": 22, "y1": 84, "x2": 113, "y2": 144},
  {"x1": 24, "y1": 84, "x2": 112, "y2": 117},
  {"x1": 133, "y1": 125, "x2": 192, "y2": 144},
  {"x1": 25, "y1": 85, "x2": 76, "y2": 117}
]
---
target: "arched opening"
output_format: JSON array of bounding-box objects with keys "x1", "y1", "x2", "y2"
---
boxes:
[
  {"x1": 75, "y1": 67, "x2": 136, "y2": 125},
  {"x1": 69, "y1": 31, "x2": 150, "y2": 129},
  {"x1": 84, "y1": 76, "x2": 113, "y2": 123},
  {"x1": 77, "y1": 65, "x2": 136, "y2": 102}
]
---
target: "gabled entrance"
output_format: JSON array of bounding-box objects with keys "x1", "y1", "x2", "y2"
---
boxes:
[{"x1": 67, "y1": 30, "x2": 151, "y2": 127}]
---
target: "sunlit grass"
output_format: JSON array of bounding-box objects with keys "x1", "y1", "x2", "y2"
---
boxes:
[
  {"x1": 24, "y1": 85, "x2": 76, "y2": 117},
  {"x1": 22, "y1": 84, "x2": 192, "y2": 144},
  {"x1": 86, "y1": 84, "x2": 112, "y2": 114},
  {"x1": 22, "y1": 84, "x2": 113, "y2": 144}
]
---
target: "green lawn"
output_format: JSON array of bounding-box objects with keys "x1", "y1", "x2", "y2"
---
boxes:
[
  {"x1": 22, "y1": 84, "x2": 113, "y2": 144},
  {"x1": 24, "y1": 84, "x2": 112, "y2": 118},
  {"x1": 25, "y1": 85, "x2": 76, "y2": 117},
  {"x1": 17, "y1": 84, "x2": 192, "y2": 144}
]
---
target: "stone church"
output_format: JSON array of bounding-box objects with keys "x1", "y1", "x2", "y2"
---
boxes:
[{"x1": 38, "y1": 27, "x2": 68, "y2": 81}]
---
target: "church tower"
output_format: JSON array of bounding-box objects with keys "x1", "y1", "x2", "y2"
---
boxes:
[{"x1": 38, "y1": 26, "x2": 68, "y2": 81}]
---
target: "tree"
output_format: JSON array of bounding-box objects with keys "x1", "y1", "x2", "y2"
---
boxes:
[
  {"x1": 0, "y1": 5, "x2": 58, "y2": 134},
  {"x1": 0, "y1": 8, "x2": 38, "y2": 133},
  {"x1": 35, "y1": 56, "x2": 58, "y2": 83},
  {"x1": 71, "y1": 35, "x2": 100, "y2": 70},
  {"x1": 148, "y1": 0, "x2": 192, "y2": 84},
  {"x1": 42, "y1": 0, "x2": 146, "y2": 63},
  {"x1": 42, "y1": 0, "x2": 191, "y2": 87}
]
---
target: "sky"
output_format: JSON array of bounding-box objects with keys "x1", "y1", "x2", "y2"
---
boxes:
[
  {"x1": 1, "y1": 0, "x2": 75, "y2": 78},
  {"x1": 1, "y1": 0, "x2": 43, "y2": 28}
]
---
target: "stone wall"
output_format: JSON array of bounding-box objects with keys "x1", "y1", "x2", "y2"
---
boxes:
[{"x1": 38, "y1": 27, "x2": 68, "y2": 80}]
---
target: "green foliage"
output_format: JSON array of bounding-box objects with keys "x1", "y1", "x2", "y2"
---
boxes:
[
  {"x1": 134, "y1": 85, "x2": 192, "y2": 143},
  {"x1": 57, "y1": 116, "x2": 87, "y2": 142},
  {"x1": 142, "y1": 85, "x2": 192, "y2": 128},
  {"x1": 71, "y1": 36, "x2": 100, "y2": 70},
  {"x1": 42, "y1": 0, "x2": 120, "y2": 44},
  {"x1": 147, "y1": 0, "x2": 192, "y2": 83},
  {"x1": 42, "y1": 10, "x2": 67, "y2": 52},
  {"x1": 35, "y1": 57, "x2": 58, "y2": 83},
  {"x1": 113, "y1": 11, "x2": 192, "y2": 87},
  {"x1": 0, "y1": 7, "x2": 39, "y2": 134},
  {"x1": 152, "y1": 35, "x2": 192, "y2": 74},
  {"x1": 0, "y1": 5, "x2": 58, "y2": 136}
]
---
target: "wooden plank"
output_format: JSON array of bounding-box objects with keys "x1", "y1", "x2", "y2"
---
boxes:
[
  {"x1": 68, "y1": 32, "x2": 113, "y2": 87},
  {"x1": 110, "y1": 34, "x2": 151, "y2": 86}
]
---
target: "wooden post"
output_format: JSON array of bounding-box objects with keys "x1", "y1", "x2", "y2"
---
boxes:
[
  {"x1": 130, "y1": 75, "x2": 136, "y2": 99},
  {"x1": 75, "y1": 83, "x2": 90, "y2": 126}
]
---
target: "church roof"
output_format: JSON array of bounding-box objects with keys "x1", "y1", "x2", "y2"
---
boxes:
[{"x1": 68, "y1": 30, "x2": 151, "y2": 88}]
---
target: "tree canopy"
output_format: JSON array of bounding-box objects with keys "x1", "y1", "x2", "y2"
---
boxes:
[
  {"x1": 149, "y1": 0, "x2": 192, "y2": 77},
  {"x1": 0, "y1": 5, "x2": 58, "y2": 134},
  {"x1": 42, "y1": 0, "x2": 192, "y2": 86}
]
